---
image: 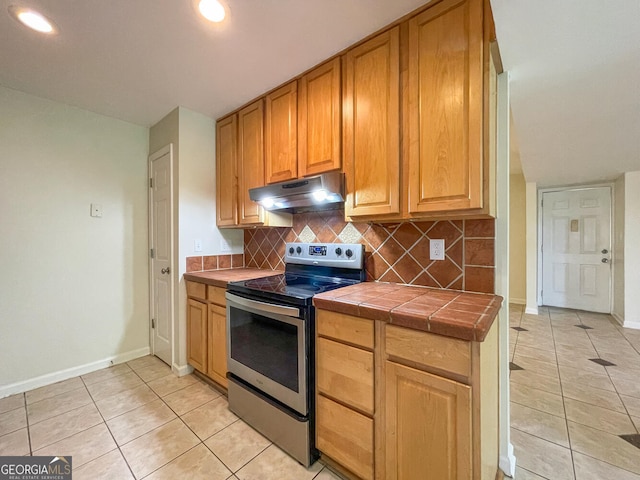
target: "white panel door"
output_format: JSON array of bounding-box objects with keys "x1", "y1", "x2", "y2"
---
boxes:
[
  {"x1": 541, "y1": 187, "x2": 611, "y2": 312},
  {"x1": 150, "y1": 147, "x2": 173, "y2": 365}
]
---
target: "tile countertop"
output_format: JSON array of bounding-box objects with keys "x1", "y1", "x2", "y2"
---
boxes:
[
  {"x1": 183, "y1": 268, "x2": 282, "y2": 288},
  {"x1": 313, "y1": 282, "x2": 503, "y2": 342}
]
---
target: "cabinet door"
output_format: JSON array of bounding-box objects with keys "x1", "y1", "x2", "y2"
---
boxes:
[
  {"x1": 187, "y1": 299, "x2": 207, "y2": 373},
  {"x1": 298, "y1": 58, "x2": 341, "y2": 177},
  {"x1": 238, "y1": 100, "x2": 266, "y2": 225},
  {"x1": 207, "y1": 303, "x2": 228, "y2": 388},
  {"x1": 385, "y1": 361, "x2": 472, "y2": 480},
  {"x1": 343, "y1": 27, "x2": 400, "y2": 218},
  {"x1": 216, "y1": 115, "x2": 238, "y2": 227},
  {"x1": 407, "y1": 0, "x2": 484, "y2": 213},
  {"x1": 265, "y1": 81, "x2": 298, "y2": 184}
]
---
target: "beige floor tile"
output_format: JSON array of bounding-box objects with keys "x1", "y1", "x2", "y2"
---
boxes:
[
  {"x1": 120, "y1": 418, "x2": 200, "y2": 479},
  {"x1": 181, "y1": 397, "x2": 239, "y2": 441},
  {"x1": 95, "y1": 384, "x2": 158, "y2": 420},
  {"x1": 510, "y1": 370, "x2": 562, "y2": 395},
  {"x1": 144, "y1": 443, "x2": 232, "y2": 480},
  {"x1": 72, "y1": 449, "x2": 135, "y2": 480},
  {"x1": 29, "y1": 403, "x2": 103, "y2": 450},
  {"x1": 26, "y1": 377, "x2": 85, "y2": 404},
  {"x1": 516, "y1": 337, "x2": 556, "y2": 352},
  {"x1": 513, "y1": 466, "x2": 548, "y2": 480},
  {"x1": 27, "y1": 387, "x2": 92, "y2": 424},
  {"x1": 633, "y1": 416, "x2": 640, "y2": 431},
  {"x1": 163, "y1": 381, "x2": 221, "y2": 416},
  {"x1": 0, "y1": 428, "x2": 30, "y2": 455},
  {"x1": 512, "y1": 355, "x2": 559, "y2": 378},
  {"x1": 106, "y1": 398, "x2": 176, "y2": 446},
  {"x1": 0, "y1": 394, "x2": 24, "y2": 414},
  {"x1": 81, "y1": 363, "x2": 132, "y2": 386},
  {"x1": 558, "y1": 364, "x2": 616, "y2": 392},
  {"x1": 134, "y1": 362, "x2": 172, "y2": 383},
  {"x1": 510, "y1": 428, "x2": 574, "y2": 480},
  {"x1": 564, "y1": 397, "x2": 636, "y2": 436},
  {"x1": 127, "y1": 355, "x2": 167, "y2": 371},
  {"x1": 0, "y1": 406, "x2": 26, "y2": 436},
  {"x1": 510, "y1": 382, "x2": 565, "y2": 417},
  {"x1": 34, "y1": 423, "x2": 117, "y2": 468},
  {"x1": 147, "y1": 373, "x2": 198, "y2": 397},
  {"x1": 568, "y1": 421, "x2": 640, "y2": 474},
  {"x1": 610, "y1": 375, "x2": 640, "y2": 398},
  {"x1": 314, "y1": 467, "x2": 344, "y2": 480},
  {"x1": 205, "y1": 419, "x2": 271, "y2": 472},
  {"x1": 561, "y1": 380, "x2": 626, "y2": 413},
  {"x1": 555, "y1": 343, "x2": 598, "y2": 358},
  {"x1": 556, "y1": 355, "x2": 609, "y2": 374},
  {"x1": 573, "y1": 451, "x2": 640, "y2": 480},
  {"x1": 85, "y1": 371, "x2": 145, "y2": 402},
  {"x1": 511, "y1": 402, "x2": 569, "y2": 447},
  {"x1": 236, "y1": 444, "x2": 323, "y2": 480},
  {"x1": 513, "y1": 344, "x2": 557, "y2": 363}
]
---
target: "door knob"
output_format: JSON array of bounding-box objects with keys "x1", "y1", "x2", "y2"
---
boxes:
[
  {"x1": 601, "y1": 249, "x2": 609, "y2": 254},
  {"x1": 601, "y1": 258, "x2": 609, "y2": 264},
  {"x1": 161, "y1": 267, "x2": 171, "y2": 274}
]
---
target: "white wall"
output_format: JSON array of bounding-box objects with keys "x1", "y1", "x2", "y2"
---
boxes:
[
  {"x1": 613, "y1": 174, "x2": 625, "y2": 323},
  {"x1": 525, "y1": 182, "x2": 538, "y2": 314},
  {"x1": 509, "y1": 173, "x2": 526, "y2": 304},
  {"x1": 0, "y1": 86, "x2": 150, "y2": 394},
  {"x1": 623, "y1": 171, "x2": 640, "y2": 328}
]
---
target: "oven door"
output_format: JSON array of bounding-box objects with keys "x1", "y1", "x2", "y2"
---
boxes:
[{"x1": 226, "y1": 292, "x2": 307, "y2": 415}]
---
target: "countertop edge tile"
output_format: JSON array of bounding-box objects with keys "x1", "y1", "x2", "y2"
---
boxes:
[{"x1": 183, "y1": 268, "x2": 282, "y2": 287}]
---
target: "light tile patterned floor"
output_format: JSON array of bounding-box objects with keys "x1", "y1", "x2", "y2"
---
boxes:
[
  {"x1": 0, "y1": 356, "x2": 339, "y2": 480},
  {"x1": 510, "y1": 304, "x2": 640, "y2": 479}
]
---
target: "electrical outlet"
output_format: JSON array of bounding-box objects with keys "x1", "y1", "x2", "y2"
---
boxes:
[
  {"x1": 220, "y1": 237, "x2": 231, "y2": 252},
  {"x1": 194, "y1": 239, "x2": 202, "y2": 252},
  {"x1": 90, "y1": 203, "x2": 102, "y2": 218},
  {"x1": 430, "y1": 239, "x2": 445, "y2": 260}
]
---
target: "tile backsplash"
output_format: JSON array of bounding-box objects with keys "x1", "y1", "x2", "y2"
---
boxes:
[
  {"x1": 186, "y1": 253, "x2": 244, "y2": 273},
  {"x1": 243, "y1": 209, "x2": 495, "y2": 294}
]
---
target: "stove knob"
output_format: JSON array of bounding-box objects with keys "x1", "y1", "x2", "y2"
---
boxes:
[
  {"x1": 296, "y1": 246, "x2": 302, "y2": 254},
  {"x1": 345, "y1": 249, "x2": 353, "y2": 258},
  {"x1": 289, "y1": 247, "x2": 294, "y2": 255},
  {"x1": 335, "y1": 247, "x2": 342, "y2": 256}
]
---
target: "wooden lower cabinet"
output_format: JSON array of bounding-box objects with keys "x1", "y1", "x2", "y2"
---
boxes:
[
  {"x1": 186, "y1": 299, "x2": 207, "y2": 373},
  {"x1": 385, "y1": 361, "x2": 472, "y2": 480},
  {"x1": 207, "y1": 303, "x2": 228, "y2": 388}
]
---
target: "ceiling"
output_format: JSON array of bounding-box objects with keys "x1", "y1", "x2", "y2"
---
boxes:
[{"x1": 1, "y1": 1, "x2": 638, "y2": 187}]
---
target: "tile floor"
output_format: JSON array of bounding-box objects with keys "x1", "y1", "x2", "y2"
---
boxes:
[
  {"x1": 0, "y1": 355, "x2": 339, "y2": 480},
  {"x1": 510, "y1": 304, "x2": 640, "y2": 479}
]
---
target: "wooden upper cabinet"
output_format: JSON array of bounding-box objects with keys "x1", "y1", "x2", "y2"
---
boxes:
[
  {"x1": 407, "y1": 0, "x2": 484, "y2": 213},
  {"x1": 237, "y1": 100, "x2": 266, "y2": 225},
  {"x1": 216, "y1": 115, "x2": 238, "y2": 227},
  {"x1": 343, "y1": 27, "x2": 401, "y2": 218},
  {"x1": 298, "y1": 58, "x2": 341, "y2": 177},
  {"x1": 265, "y1": 81, "x2": 298, "y2": 184}
]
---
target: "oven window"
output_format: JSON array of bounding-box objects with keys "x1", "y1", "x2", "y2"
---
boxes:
[{"x1": 229, "y1": 307, "x2": 299, "y2": 392}]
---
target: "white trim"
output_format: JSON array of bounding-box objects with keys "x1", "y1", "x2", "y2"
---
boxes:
[
  {"x1": 525, "y1": 306, "x2": 539, "y2": 315},
  {"x1": 612, "y1": 312, "x2": 625, "y2": 326},
  {"x1": 499, "y1": 442, "x2": 517, "y2": 478},
  {"x1": 623, "y1": 320, "x2": 640, "y2": 330},
  {"x1": 509, "y1": 297, "x2": 526, "y2": 305},
  {"x1": 0, "y1": 347, "x2": 150, "y2": 398},
  {"x1": 172, "y1": 363, "x2": 194, "y2": 377}
]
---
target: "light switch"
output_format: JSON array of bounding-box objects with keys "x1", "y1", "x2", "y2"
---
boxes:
[
  {"x1": 220, "y1": 237, "x2": 231, "y2": 252},
  {"x1": 90, "y1": 203, "x2": 102, "y2": 218},
  {"x1": 429, "y1": 239, "x2": 445, "y2": 261},
  {"x1": 194, "y1": 239, "x2": 203, "y2": 252}
]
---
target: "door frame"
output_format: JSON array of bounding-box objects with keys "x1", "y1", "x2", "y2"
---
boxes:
[
  {"x1": 537, "y1": 182, "x2": 615, "y2": 311},
  {"x1": 148, "y1": 144, "x2": 176, "y2": 366}
]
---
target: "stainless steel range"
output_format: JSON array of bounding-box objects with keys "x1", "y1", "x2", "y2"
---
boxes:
[{"x1": 225, "y1": 242, "x2": 365, "y2": 466}]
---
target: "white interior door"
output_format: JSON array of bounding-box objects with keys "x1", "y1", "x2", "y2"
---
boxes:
[
  {"x1": 541, "y1": 187, "x2": 611, "y2": 313},
  {"x1": 150, "y1": 146, "x2": 174, "y2": 365}
]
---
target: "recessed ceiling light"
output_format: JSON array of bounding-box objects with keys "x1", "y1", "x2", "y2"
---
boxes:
[
  {"x1": 198, "y1": 0, "x2": 225, "y2": 23},
  {"x1": 9, "y1": 5, "x2": 57, "y2": 34}
]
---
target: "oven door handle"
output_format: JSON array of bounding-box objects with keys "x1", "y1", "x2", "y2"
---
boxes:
[{"x1": 225, "y1": 292, "x2": 301, "y2": 318}]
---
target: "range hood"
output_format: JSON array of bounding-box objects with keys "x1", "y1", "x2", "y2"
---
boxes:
[{"x1": 249, "y1": 171, "x2": 345, "y2": 213}]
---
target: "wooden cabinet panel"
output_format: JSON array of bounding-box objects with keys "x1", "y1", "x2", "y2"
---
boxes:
[
  {"x1": 385, "y1": 361, "x2": 472, "y2": 480},
  {"x1": 317, "y1": 337, "x2": 374, "y2": 415},
  {"x1": 216, "y1": 115, "x2": 238, "y2": 227},
  {"x1": 317, "y1": 395, "x2": 374, "y2": 480},
  {"x1": 238, "y1": 100, "x2": 266, "y2": 225},
  {"x1": 407, "y1": 0, "x2": 484, "y2": 213},
  {"x1": 265, "y1": 81, "x2": 298, "y2": 184},
  {"x1": 298, "y1": 58, "x2": 341, "y2": 177},
  {"x1": 317, "y1": 309, "x2": 374, "y2": 350},
  {"x1": 207, "y1": 303, "x2": 228, "y2": 388},
  {"x1": 344, "y1": 27, "x2": 400, "y2": 218},
  {"x1": 206, "y1": 285, "x2": 226, "y2": 306},
  {"x1": 187, "y1": 299, "x2": 207, "y2": 373},
  {"x1": 186, "y1": 281, "x2": 206, "y2": 300},
  {"x1": 385, "y1": 324, "x2": 471, "y2": 378}
]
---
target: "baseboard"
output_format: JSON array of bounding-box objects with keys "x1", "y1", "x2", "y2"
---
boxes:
[
  {"x1": 612, "y1": 312, "x2": 625, "y2": 326},
  {"x1": 172, "y1": 363, "x2": 194, "y2": 377},
  {"x1": 499, "y1": 443, "x2": 516, "y2": 478},
  {"x1": 509, "y1": 297, "x2": 526, "y2": 305},
  {"x1": 0, "y1": 346, "x2": 150, "y2": 399},
  {"x1": 623, "y1": 320, "x2": 640, "y2": 330},
  {"x1": 525, "y1": 306, "x2": 539, "y2": 315}
]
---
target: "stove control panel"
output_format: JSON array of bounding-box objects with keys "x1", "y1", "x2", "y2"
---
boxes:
[{"x1": 285, "y1": 243, "x2": 364, "y2": 269}]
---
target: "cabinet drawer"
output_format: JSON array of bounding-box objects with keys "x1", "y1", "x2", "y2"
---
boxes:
[
  {"x1": 385, "y1": 325, "x2": 471, "y2": 378},
  {"x1": 207, "y1": 285, "x2": 226, "y2": 306},
  {"x1": 317, "y1": 310, "x2": 374, "y2": 350},
  {"x1": 317, "y1": 395, "x2": 374, "y2": 480},
  {"x1": 317, "y1": 338, "x2": 374, "y2": 415},
  {"x1": 186, "y1": 281, "x2": 206, "y2": 300}
]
